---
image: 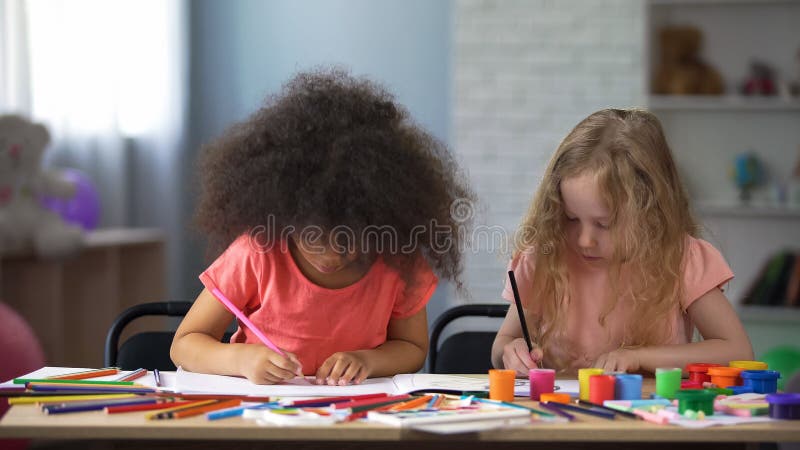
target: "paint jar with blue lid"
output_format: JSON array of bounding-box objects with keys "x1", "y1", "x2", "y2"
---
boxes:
[
  {"x1": 614, "y1": 374, "x2": 643, "y2": 400},
  {"x1": 766, "y1": 393, "x2": 800, "y2": 420},
  {"x1": 673, "y1": 389, "x2": 717, "y2": 415},
  {"x1": 740, "y1": 370, "x2": 781, "y2": 394},
  {"x1": 726, "y1": 385, "x2": 754, "y2": 395}
]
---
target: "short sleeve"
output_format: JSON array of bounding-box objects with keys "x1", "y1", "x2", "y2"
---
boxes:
[
  {"x1": 502, "y1": 249, "x2": 538, "y2": 308},
  {"x1": 199, "y1": 234, "x2": 264, "y2": 312},
  {"x1": 391, "y1": 257, "x2": 438, "y2": 319},
  {"x1": 682, "y1": 237, "x2": 734, "y2": 310}
]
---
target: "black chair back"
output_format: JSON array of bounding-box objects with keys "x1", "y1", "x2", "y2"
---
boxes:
[
  {"x1": 104, "y1": 302, "x2": 196, "y2": 371},
  {"x1": 428, "y1": 304, "x2": 509, "y2": 374}
]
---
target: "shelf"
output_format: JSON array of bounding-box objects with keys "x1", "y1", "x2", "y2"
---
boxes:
[
  {"x1": 695, "y1": 203, "x2": 800, "y2": 218},
  {"x1": 648, "y1": 95, "x2": 800, "y2": 111},
  {"x1": 737, "y1": 306, "x2": 800, "y2": 324},
  {"x1": 651, "y1": 0, "x2": 800, "y2": 5}
]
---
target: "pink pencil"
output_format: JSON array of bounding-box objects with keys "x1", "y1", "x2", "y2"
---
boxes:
[{"x1": 211, "y1": 288, "x2": 286, "y2": 356}]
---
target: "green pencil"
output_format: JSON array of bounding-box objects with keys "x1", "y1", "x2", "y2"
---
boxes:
[{"x1": 13, "y1": 378, "x2": 136, "y2": 386}]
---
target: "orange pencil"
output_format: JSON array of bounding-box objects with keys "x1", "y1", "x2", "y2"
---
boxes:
[
  {"x1": 167, "y1": 399, "x2": 241, "y2": 419},
  {"x1": 388, "y1": 395, "x2": 433, "y2": 411},
  {"x1": 48, "y1": 368, "x2": 120, "y2": 380},
  {"x1": 145, "y1": 399, "x2": 217, "y2": 420},
  {"x1": 106, "y1": 400, "x2": 193, "y2": 414}
]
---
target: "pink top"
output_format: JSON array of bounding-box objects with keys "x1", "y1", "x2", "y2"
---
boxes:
[
  {"x1": 200, "y1": 235, "x2": 437, "y2": 374},
  {"x1": 502, "y1": 236, "x2": 734, "y2": 371}
]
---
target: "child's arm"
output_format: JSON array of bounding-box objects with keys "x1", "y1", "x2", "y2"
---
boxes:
[
  {"x1": 491, "y1": 305, "x2": 543, "y2": 376},
  {"x1": 592, "y1": 287, "x2": 754, "y2": 373},
  {"x1": 314, "y1": 308, "x2": 429, "y2": 385},
  {"x1": 170, "y1": 288, "x2": 302, "y2": 384}
]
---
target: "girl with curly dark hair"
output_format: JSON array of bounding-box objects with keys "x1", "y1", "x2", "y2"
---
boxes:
[{"x1": 171, "y1": 68, "x2": 474, "y2": 386}]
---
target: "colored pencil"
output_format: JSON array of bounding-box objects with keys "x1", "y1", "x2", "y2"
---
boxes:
[
  {"x1": 115, "y1": 368, "x2": 147, "y2": 382},
  {"x1": 539, "y1": 401, "x2": 576, "y2": 421},
  {"x1": 473, "y1": 397, "x2": 556, "y2": 418},
  {"x1": 144, "y1": 399, "x2": 217, "y2": 420},
  {"x1": 287, "y1": 393, "x2": 387, "y2": 407},
  {"x1": 159, "y1": 393, "x2": 272, "y2": 402},
  {"x1": 388, "y1": 395, "x2": 433, "y2": 411},
  {"x1": 16, "y1": 379, "x2": 135, "y2": 386},
  {"x1": 545, "y1": 401, "x2": 616, "y2": 420},
  {"x1": 508, "y1": 271, "x2": 535, "y2": 354},
  {"x1": 211, "y1": 288, "x2": 285, "y2": 356},
  {"x1": 168, "y1": 399, "x2": 241, "y2": 419},
  {"x1": 46, "y1": 368, "x2": 120, "y2": 380},
  {"x1": 206, "y1": 405, "x2": 252, "y2": 421},
  {"x1": 333, "y1": 394, "x2": 410, "y2": 410},
  {"x1": 579, "y1": 399, "x2": 638, "y2": 418},
  {"x1": 106, "y1": 400, "x2": 192, "y2": 414},
  {"x1": 153, "y1": 369, "x2": 162, "y2": 387},
  {"x1": 44, "y1": 398, "x2": 157, "y2": 415},
  {"x1": 29, "y1": 384, "x2": 155, "y2": 394},
  {"x1": 8, "y1": 394, "x2": 136, "y2": 405}
]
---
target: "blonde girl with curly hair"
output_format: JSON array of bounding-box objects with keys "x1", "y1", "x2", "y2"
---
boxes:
[{"x1": 492, "y1": 108, "x2": 753, "y2": 374}]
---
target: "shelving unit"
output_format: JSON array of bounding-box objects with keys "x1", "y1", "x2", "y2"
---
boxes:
[
  {"x1": 0, "y1": 228, "x2": 166, "y2": 368},
  {"x1": 645, "y1": 0, "x2": 800, "y2": 355}
]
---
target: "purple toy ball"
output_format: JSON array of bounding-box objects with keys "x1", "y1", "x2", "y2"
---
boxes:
[{"x1": 40, "y1": 169, "x2": 101, "y2": 231}]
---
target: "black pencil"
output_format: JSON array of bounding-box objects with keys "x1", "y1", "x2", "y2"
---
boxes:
[
  {"x1": 546, "y1": 401, "x2": 616, "y2": 420},
  {"x1": 508, "y1": 270, "x2": 534, "y2": 353}
]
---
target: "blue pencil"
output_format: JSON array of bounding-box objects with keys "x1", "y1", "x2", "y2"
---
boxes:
[
  {"x1": 30, "y1": 384, "x2": 155, "y2": 394},
  {"x1": 473, "y1": 397, "x2": 556, "y2": 418},
  {"x1": 44, "y1": 398, "x2": 157, "y2": 414},
  {"x1": 539, "y1": 402, "x2": 576, "y2": 421},
  {"x1": 153, "y1": 369, "x2": 162, "y2": 387},
  {"x1": 209, "y1": 402, "x2": 279, "y2": 420}
]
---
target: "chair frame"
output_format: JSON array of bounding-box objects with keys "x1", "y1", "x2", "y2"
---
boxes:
[
  {"x1": 427, "y1": 303, "x2": 509, "y2": 373},
  {"x1": 104, "y1": 301, "x2": 193, "y2": 368}
]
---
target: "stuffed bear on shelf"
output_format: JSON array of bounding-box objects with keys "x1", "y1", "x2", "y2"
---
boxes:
[
  {"x1": 0, "y1": 114, "x2": 84, "y2": 259},
  {"x1": 653, "y1": 26, "x2": 725, "y2": 96}
]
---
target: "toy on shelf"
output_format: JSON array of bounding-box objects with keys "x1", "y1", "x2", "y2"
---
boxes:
[
  {"x1": 741, "y1": 61, "x2": 777, "y2": 96},
  {"x1": 0, "y1": 114, "x2": 85, "y2": 259},
  {"x1": 653, "y1": 26, "x2": 724, "y2": 96},
  {"x1": 730, "y1": 152, "x2": 765, "y2": 203}
]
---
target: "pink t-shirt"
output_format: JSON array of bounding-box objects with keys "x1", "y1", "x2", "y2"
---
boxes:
[
  {"x1": 200, "y1": 235, "x2": 437, "y2": 374},
  {"x1": 502, "y1": 236, "x2": 734, "y2": 371}
]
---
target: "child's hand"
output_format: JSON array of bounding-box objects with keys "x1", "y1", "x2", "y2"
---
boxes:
[
  {"x1": 592, "y1": 348, "x2": 640, "y2": 373},
  {"x1": 315, "y1": 351, "x2": 371, "y2": 385},
  {"x1": 236, "y1": 344, "x2": 303, "y2": 385},
  {"x1": 501, "y1": 338, "x2": 544, "y2": 376}
]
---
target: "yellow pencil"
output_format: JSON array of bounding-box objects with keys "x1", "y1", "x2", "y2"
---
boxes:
[{"x1": 9, "y1": 394, "x2": 136, "y2": 405}]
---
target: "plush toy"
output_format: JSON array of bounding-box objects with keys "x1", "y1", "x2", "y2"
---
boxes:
[
  {"x1": 0, "y1": 114, "x2": 84, "y2": 258},
  {"x1": 653, "y1": 26, "x2": 724, "y2": 96}
]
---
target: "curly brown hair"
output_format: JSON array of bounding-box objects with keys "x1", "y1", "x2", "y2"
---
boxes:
[{"x1": 194, "y1": 67, "x2": 474, "y2": 290}]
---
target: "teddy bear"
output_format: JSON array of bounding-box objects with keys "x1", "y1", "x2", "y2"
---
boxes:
[
  {"x1": 653, "y1": 26, "x2": 725, "y2": 95},
  {"x1": 0, "y1": 114, "x2": 84, "y2": 259}
]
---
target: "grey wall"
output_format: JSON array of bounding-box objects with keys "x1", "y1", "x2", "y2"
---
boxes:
[{"x1": 182, "y1": 0, "x2": 452, "y2": 323}]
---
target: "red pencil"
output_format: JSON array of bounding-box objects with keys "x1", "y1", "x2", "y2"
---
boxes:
[
  {"x1": 333, "y1": 394, "x2": 411, "y2": 410},
  {"x1": 48, "y1": 368, "x2": 120, "y2": 380},
  {"x1": 162, "y1": 393, "x2": 272, "y2": 402},
  {"x1": 106, "y1": 400, "x2": 194, "y2": 414},
  {"x1": 288, "y1": 393, "x2": 388, "y2": 407}
]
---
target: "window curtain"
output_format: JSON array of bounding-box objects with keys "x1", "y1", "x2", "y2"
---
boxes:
[{"x1": 1, "y1": 0, "x2": 187, "y2": 297}]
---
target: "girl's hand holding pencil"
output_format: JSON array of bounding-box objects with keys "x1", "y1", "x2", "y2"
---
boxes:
[
  {"x1": 236, "y1": 344, "x2": 303, "y2": 385},
  {"x1": 501, "y1": 338, "x2": 544, "y2": 377}
]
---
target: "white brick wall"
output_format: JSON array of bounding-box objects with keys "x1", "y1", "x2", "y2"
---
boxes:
[{"x1": 452, "y1": 0, "x2": 647, "y2": 304}]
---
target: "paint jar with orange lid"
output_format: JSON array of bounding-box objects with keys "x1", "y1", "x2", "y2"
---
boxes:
[
  {"x1": 539, "y1": 393, "x2": 571, "y2": 404},
  {"x1": 707, "y1": 366, "x2": 743, "y2": 387},
  {"x1": 685, "y1": 363, "x2": 722, "y2": 384}
]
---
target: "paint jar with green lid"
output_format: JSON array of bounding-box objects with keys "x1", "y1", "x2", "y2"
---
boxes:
[{"x1": 674, "y1": 389, "x2": 718, "y2": 415}]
